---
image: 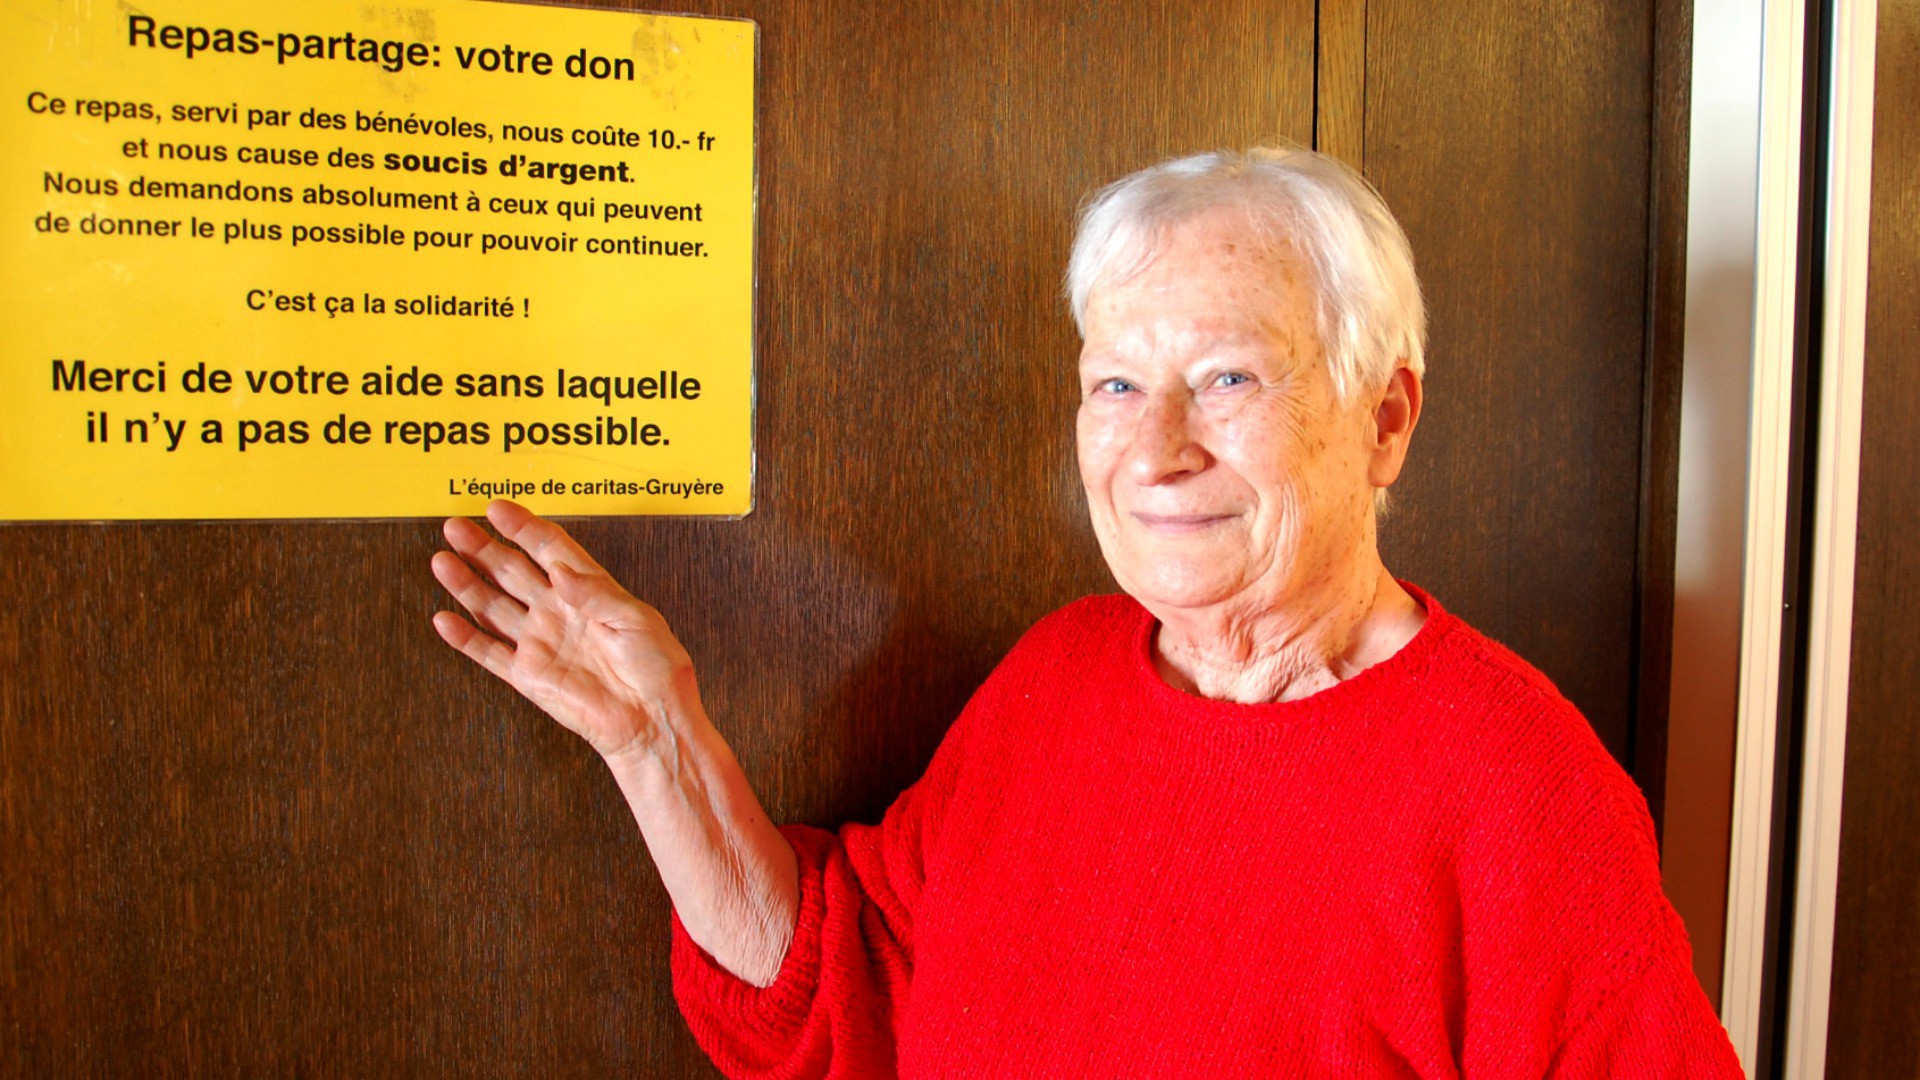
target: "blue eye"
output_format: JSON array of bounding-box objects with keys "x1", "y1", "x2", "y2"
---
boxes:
[
  {"x1": 1096, "y1": 377, "x2": 1137, "y2": 394},
  {"x1": 1216, "y1": 372, "x2": 1252, "y2": 388}
]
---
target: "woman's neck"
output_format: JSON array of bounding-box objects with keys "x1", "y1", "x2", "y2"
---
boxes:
[{"x1": 1151, "y1": 563, "x2": 1425, "y2": 705}]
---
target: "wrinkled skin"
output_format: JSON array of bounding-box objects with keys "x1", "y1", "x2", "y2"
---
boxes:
[
  {"x1": 1076, "y1": 207, "x2": 1425, "y2": 702},
  {"x1": 431, "y1": 499, "x2": 797, "y2": 987},
  {"x1": 430, "y1": 500, "x2": 695, "y2": 763}
]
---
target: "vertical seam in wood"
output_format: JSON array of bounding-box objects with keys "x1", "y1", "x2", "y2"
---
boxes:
[
  {"x1": 1634, "y1": 0, "x2": 1692, "y2": 857},
  {"x1": 1314, "y1": 0, "x2": 1367, "y2": 169},
  {"x1": 1312, "y1": 0, "x2": 1324, "y2": 151}
]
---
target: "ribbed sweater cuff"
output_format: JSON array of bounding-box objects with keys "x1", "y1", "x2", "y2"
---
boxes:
[{"x1": 670, "y1": 825, "x2": 829, "y2": 1045}]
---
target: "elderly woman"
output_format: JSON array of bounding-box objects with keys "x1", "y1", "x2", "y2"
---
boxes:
[{"x1": 430, "y1": 148, "x2": 1742, "y2": 1077}]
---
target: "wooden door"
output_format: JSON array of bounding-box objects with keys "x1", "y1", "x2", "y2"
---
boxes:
[
  {"x1": 0, "y1": 0, "x2": 1682, "y2": 1074},
  {"x1": 1345, "y1": 0, "x2": 1675, "y2": 770}
]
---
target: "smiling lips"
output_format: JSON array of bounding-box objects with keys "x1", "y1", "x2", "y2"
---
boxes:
[{"x1": 1130, "y1": 511, "x2": 1237, "y2": 534}]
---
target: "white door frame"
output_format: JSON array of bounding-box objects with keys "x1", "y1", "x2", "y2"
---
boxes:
[{"x1": 1679, "y1": 0, "x2": 1876, "y2": 1073}]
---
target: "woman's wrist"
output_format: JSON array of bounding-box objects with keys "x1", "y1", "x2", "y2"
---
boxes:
[{"x1": 596, "y1": 686, "x2": 706, "y2": 772}]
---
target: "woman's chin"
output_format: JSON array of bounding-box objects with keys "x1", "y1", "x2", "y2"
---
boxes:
[{"x1": 1119, "y1": 567, "x2": 1249, "y2": 616}]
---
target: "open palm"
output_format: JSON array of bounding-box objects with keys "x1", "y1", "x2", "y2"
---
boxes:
[{"x1": 430, "y1": 500, "x2": 696, "y2": 762}]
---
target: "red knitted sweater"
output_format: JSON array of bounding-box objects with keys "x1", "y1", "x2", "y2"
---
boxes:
[{"x1": 671, "y1": 589, "x2": 1744, "y2": 1077}]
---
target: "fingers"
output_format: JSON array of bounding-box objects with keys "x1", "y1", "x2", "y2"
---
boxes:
[
  {"x1": 549, "y1": 560, "x2": 585, "y2": 603},
  {"x1": 442, "y1": 514, "x2": 550, "y2": 605},
  {"x1": 434, "y1": 500, "x2": 636, "y2": 654},
  {"x1": 431, "y1": 549, "x2": 527, "y2": 640},
  {"x1": 549, "y1": 561, "x2": 601, "y2": 609},
  {"x1": 431, "y1": 610, "x2": 518, "y2": 681},
  {"x1": 546, "y1": 560, "x2": 651, "y2": 630},
  {"x1": 486, "y1": 499, "x2": 610, "y2": 578}
]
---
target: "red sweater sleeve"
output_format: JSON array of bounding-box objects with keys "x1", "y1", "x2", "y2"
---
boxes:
[
  {"x1": 1441, "y1": 643, "x2": 1745, "y2": 1077},
  {"x1": 1546, "y1": 940, "x2": 1746, "y2": 1077},
  {"x1": 669, "y1": 706, "x2": 976, "y2": 1079}
]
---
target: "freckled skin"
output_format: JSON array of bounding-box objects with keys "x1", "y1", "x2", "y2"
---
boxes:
[{"x1": 1076, "y1": 209, "x2": 1426, "y2": 704}]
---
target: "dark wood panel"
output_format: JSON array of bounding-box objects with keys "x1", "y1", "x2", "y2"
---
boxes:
[
  {"x1": 0, "y1": 1, "x2": 1316, "y2": 1075},
  {"x1": 1361, "y1": 0, "x2": 1656, "y2": 765},
  {"x1": 1314, "y1": 0, "x2": 1368, "y2": 166},
  {"x1": 1828, "y1": 0, "x2": 1920, "y2": 1071},
  {"x1": 1635, "y1": 0, "x2": 1693, "y2": 854},
  {"x1": 0, "y1": 0, "x2": 1685, "y2": 1073}
]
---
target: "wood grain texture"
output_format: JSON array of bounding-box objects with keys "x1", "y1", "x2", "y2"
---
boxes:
[
  {"x1": 0, "y1": 0, "x2": 1683, "y2": 1073},
  {"x1": 0, "y1": 1, "x2": 1316, "y2": 1075},
  {"x1": 1634, "y1": 0, "x2": 1692, "y2": 856},
  {"x1": 1314, "y1": 0, "x2": 1367, "y2": 167},
  {"x1": 1827, "y1": 0, "x2": 1920, "y2": 1071},
  {"x1": 1361, "y1": 0, "x2": 1656, "y2": 766}
]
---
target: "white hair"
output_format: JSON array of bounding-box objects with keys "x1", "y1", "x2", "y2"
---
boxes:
[{"x1": 1066, "y1": 147, "x2": 1426, "y2": 403}]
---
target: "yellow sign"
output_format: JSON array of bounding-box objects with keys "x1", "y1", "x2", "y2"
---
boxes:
[{"x1": 1, "y1": 0, "x2": 755, "y2": 519}]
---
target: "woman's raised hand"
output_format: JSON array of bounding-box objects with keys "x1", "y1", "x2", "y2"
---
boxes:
[
  {"x1": 431, "y1": 500, "x2": 798, "y2": 986},
  {"x1": 430, "y1": 499, "x2": 696, "y2": 763}
]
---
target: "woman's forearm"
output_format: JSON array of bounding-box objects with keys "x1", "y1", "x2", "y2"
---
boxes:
[
  {"x1": 429, "y1": 502, "x2": 798, "y2": 986},
  {"x1": 603, "y1": 697, "x2": 799, "y2": 988}
]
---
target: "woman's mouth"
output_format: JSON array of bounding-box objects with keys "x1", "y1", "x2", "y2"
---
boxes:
[{"x1": 1130, "y1": 511, "x2": 1235, "y2": 534}]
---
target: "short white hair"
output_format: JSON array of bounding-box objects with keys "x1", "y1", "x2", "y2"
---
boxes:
[{"x1": 1066, "y1": 147, "x2": 1426, "y2": 403}]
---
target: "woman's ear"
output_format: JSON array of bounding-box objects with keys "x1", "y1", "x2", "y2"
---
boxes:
[{"x1": 1367, "y1": 365, "x2": 1423, "y2": 489}]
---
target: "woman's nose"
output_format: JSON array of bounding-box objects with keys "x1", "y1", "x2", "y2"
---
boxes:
[{"x1": 1127, "y1": 392, "x2": 1208, "y2": 484}]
